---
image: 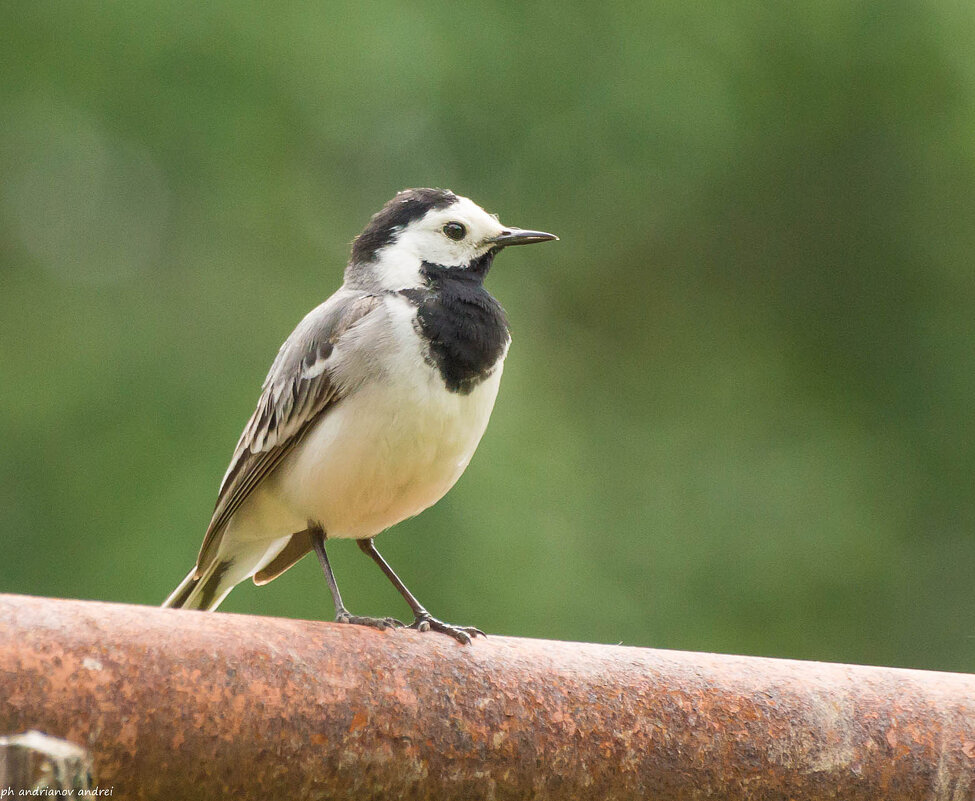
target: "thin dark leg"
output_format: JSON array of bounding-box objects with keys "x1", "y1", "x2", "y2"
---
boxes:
[
  {"x1": 311, "y1": 528, "x2": 402, "y2": 631},
  {"x1": 357, "y1": 538, "x2": 485, "y2": 645},
  {"x1": 311, "y1": 527, "x2": 348, "y2": 616}
]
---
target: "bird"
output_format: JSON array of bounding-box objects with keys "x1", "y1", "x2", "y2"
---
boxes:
[{"x1": 162, "y1": 188, "x2": 557, "y2": 643}]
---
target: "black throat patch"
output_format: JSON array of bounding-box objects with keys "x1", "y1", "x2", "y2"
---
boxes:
[{"x1": 400, "y1": 254, "x2": 510, "y2": 395}]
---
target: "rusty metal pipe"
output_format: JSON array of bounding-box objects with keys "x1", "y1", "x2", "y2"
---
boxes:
[{"x1": 0, "y1": 593, "x2": 972, "y2": 800}]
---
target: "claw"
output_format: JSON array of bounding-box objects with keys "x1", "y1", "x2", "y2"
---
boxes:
[
  {"x1": 334, "y1": 612, "x2": 402, "y2": 631},
  {"x1": 409, "y1": 614, "x2": 486, "y2": 645}
]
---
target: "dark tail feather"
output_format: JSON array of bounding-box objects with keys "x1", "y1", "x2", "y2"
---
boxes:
[{"x1": 162, "y1": 560, "x2": 232, "y2": 610}]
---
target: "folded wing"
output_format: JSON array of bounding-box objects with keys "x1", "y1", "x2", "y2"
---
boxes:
[{"x1": 194, "y1": 292, "x2": 384, "y2": 577}]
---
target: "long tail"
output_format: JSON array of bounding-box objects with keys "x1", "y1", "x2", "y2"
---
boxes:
[{"x1": 161, "y1": 560, "x2": 234, "y2": 611}]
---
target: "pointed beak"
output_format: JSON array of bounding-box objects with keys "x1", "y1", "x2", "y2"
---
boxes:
[{"x1": 488, "y1": 228, "x2": 559, "y2": 247}]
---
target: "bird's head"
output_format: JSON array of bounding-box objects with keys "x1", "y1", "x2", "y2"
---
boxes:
[{"x1": 347, "y1": 188, "x2": 557, "y2": 290}]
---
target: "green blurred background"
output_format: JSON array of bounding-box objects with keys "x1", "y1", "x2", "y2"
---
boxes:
[{"x1": 2, "y1": 2, "x2": 974, "y2": 672}]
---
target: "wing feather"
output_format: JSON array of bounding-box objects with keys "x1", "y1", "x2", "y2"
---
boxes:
[{"x1": 194, "y1": 292, "x2": 384, "y2": 576}]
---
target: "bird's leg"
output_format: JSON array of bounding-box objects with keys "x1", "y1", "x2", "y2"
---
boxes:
[
  {"x1": 356, "y1": 537, "x2": 485, "y2": 645},
  {"x1": 311, "y1": 528, "x2": 402, "y2": 631}
]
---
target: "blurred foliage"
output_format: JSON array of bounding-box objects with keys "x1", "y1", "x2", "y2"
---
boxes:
[{"x1": 2, "y1": 1, "x2": 974, "y2": 671}]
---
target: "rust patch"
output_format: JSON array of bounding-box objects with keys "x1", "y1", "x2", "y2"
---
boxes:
[{"x1": 0, "y1": 594, "x2": 973, "y2": 800}]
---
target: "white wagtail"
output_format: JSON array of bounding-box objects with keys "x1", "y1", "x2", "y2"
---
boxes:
[{"x1": 163, "y1": 188, "x2": 557, "y2": 643}]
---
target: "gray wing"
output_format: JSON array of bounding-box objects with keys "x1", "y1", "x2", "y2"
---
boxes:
[{"x1": 194, "y1": 290, "x2": 384, "y2": 576}]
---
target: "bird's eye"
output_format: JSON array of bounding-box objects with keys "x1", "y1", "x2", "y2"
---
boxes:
[{"x1": 442, "y1": 222, "x2": 467, "y2": 241}]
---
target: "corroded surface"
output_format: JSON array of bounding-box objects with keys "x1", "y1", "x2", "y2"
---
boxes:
[{"x1": 0, "y1": 594, "x2": 973, "y2": 800}]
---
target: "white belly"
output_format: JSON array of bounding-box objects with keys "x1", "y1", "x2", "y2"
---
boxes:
[{"x1": 272, "y1": 363, "x2": 502, "y2": 538}]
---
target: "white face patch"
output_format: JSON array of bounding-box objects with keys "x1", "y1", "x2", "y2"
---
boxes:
[{"x1": 386, "y1": 195, "x2": 510, "y2": 270}]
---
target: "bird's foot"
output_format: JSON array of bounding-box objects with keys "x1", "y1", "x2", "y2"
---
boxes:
[
  {"x1": 410, "y1": 613, "x2": 485, "y2": 645},
  {"x1": 334, "y1": 611, "x2": 404, "y2": 631}
]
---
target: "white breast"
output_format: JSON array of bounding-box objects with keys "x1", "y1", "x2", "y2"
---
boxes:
[{"x1": 270, "y1": 294, "x2": 505, "y2": 539}]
